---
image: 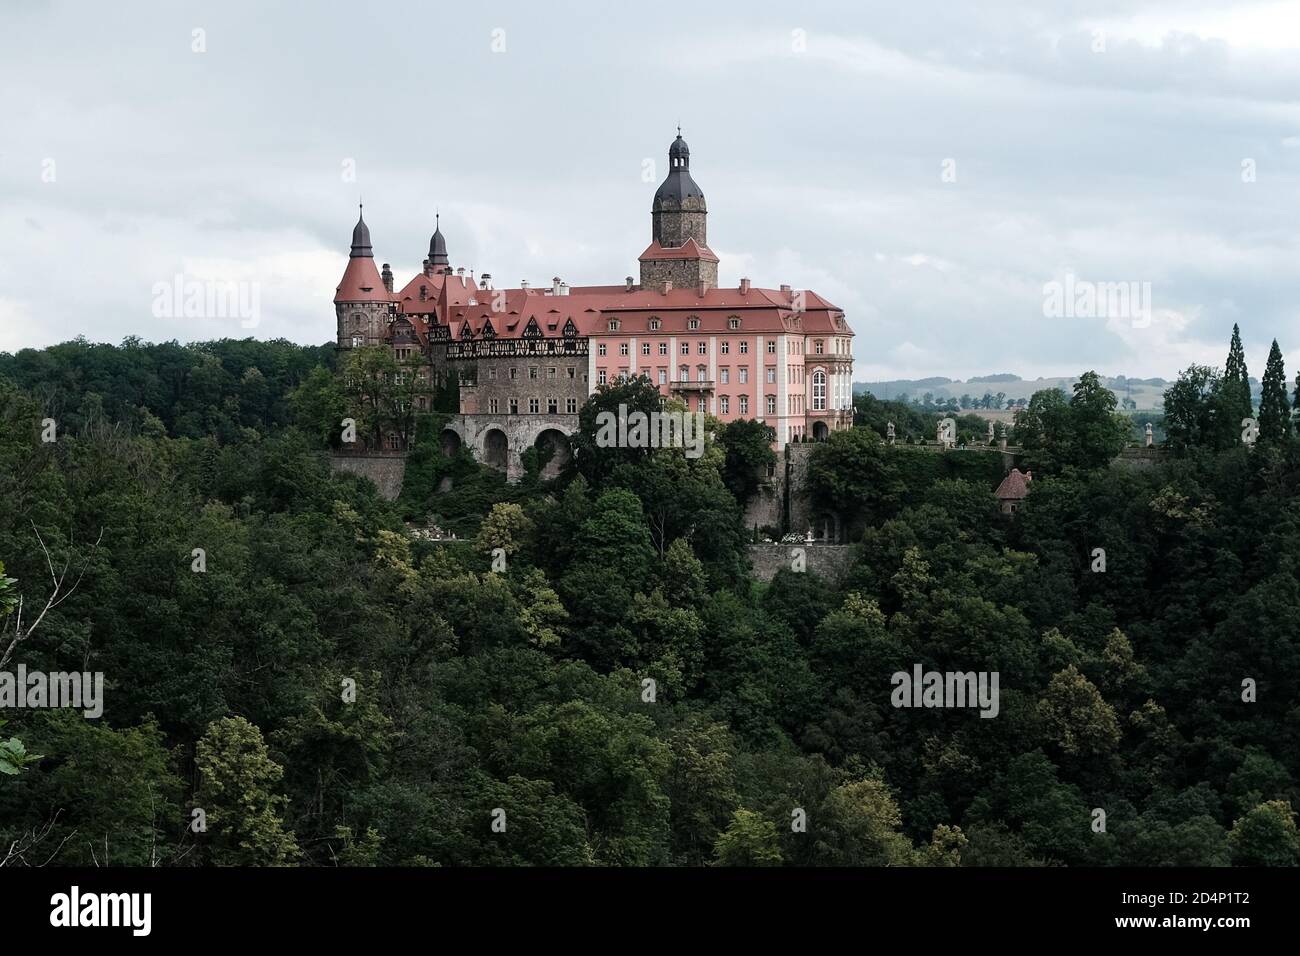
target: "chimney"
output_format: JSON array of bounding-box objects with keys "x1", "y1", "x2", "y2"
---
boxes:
[
  {"x1": 739, "y1": 277, "x2": 751, "y2": 294},
  {"x1": 381, "y1": 263, "x2": 394, "y2": 293},
  {"x1": 552, "y1": 276, "x2": 562, "y2": 296},
  {"x1": 697, "y1": 279, "x2": 707, "y2": 297},
  {"x1": 521, "y1": 280, "x2": 529, "y2": 290},
  {"x1": 559, "y1": 281, "x2": 569, "y2": 296},
  {"x1": 625, "y1": 276, "x2": 634, "y2": 292},
  {"x1": 422, "y1": 258, "x2": 432, "y2": 277},
  {"x1": 780, "y1": 284, "x2": 791, "y2": 293},
  {"x1": 419, "y1": 285, "x2": 427, "y2": 302},
  {"x1": 457, "y1": 267, "x2": 465, "y2": 277},
  {"x1": 661, "y1": 280, "x2": 673, "y2": 295},
  {"x1": 481, "y1": 273, "x2": 492, "y2": 290}
]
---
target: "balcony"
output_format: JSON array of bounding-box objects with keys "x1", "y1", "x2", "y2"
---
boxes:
[{"x1": 669, "y1": 379, "x2": 715, "y2": 392}]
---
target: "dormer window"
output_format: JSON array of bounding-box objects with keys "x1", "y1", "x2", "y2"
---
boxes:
[
  {"x1": 728, "y1": 317, "x2": 741, "y2": 330},
  {"x1": 687, "y1": 317, "x2": 701, "y2": 330},
  {"x1": 649, "y1": 318, "x2": 661, "y2": 331},
  {"x1": 608, "y1": 319, "x2": 620, "y2": 332}
]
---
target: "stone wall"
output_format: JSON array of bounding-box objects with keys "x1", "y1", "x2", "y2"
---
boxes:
[
  {"x1": 330, "y1": 452, "x2": 407, "y2": 500},
  {"x1": 747, "y1": 543, "x2": 856, "y2": 584},
  {"x1": 1113, "y1": 446, "x2": 1167, "y2": 470}
]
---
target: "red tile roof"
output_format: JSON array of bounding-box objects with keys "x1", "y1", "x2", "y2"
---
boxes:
[
  {"x1": 334, "y1": 256, "x2": 391, "y2": 304},
  {"x1": 637, "y1": 238, "x2": 719, "y2": 263},
  {"x1": 994, "y1": 469, "x2": 1032, "y2": 500}
]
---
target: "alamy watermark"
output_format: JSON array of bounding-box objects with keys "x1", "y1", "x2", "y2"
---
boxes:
[
  {"x1": 1043, "y1": 273, "x2": 1151, "y2": 328},
  {"x1": 594, "y1": 404, "x2": 705, "y2": 459},
  {"x1": 0, "y1": 664, "x2": 104, "y2": 718},
  {"x1": 151, "y1": 273, "x2": 261, "y2": 328},
  {"x1": 891, "y1": 665, "x2": 999, "y2": 718}
]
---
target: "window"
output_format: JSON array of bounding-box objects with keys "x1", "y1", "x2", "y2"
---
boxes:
[
  {"x1": 720, "y1": 368, "x2": 729, "y2": 384},
  {"x1": 658, "y1": 342, "x2": 668, "y2": 355},
  {"x1": 649, "y1": 318, "x2": 661, "y2": 331},
  {"x1": 509, "y1": 398, "x2": 519, "y2": 414},
  {"x1": 351, "y1": 335, "x2": 363, "y2": 347},
  {"x1": 619, "y1": 343, "x2": 629, "y2": 356},
  {"x1": 813, "y1": 370, "x2": 826, "y2": 410},
  {"x1": 688, "y1": 317, "x2": 700, "y2": 330},
  {"x1": 548, "y1": 398, "x2": 558, "y2": 413},
  {"x1": 567, "y1": 398, "x2": 577, "y2": 413},
  {"x1": 766, "y1": 396, "x2": 776, "y2": 415},
  {"x1": 608, "y1": 319, "x2": 620, "y2": 331},
  {"x1": 739, "y1": 395, "x2": 749, "y2": 415},
  {"x1": 766, "y1": 368, "x2": 776, "y2": 384},
  {"x1": 529, "y1": 367, "x2": 538, "y2": 379},
  {"x1": 720, "y1": 396, "x2": 729, "y2": 414},
  {"x1": 739, "y1": 367, "x2": 748, "y2": 384},
  {"x1": 489, "y1": 398, "x2": 499, "y2": 414},
  {"x1": 767, "y1": 340, "x2": 776, "y2": 354},
  {"x1": 598, "y1": 343, "x2": 607, "y2": 356},
  {"x1": 697, "y1": 366, "x2": 707, "y2": 382},
  {"x1": 510, "y1": 367, "x2": 518, "y2": 379},
  {"x1": 681, "y1": 342, "x2": 690, "y2": 355},
  {"x1": 525, "y1": 398, "x2": 537, "y2": 413},
  {"x1": 739, "y1": 341, "x2": 749, "y2": 354},
  {"x1": 680, "y1": 365, "x2": 689, "y2": 381},
  {"x1": 488, "y1": 367, "x2": 497, "y2": 380},
  {"x1": 598, "y1": 370, "x2": 607, "y2": 385},
  {"x1": 567, "y1": 367, "x2": 576, "y2": 379},
  {"x1": 641, "y1": 343, "x2": 650, "y2": 355},
  {"x1": 698, "y1": 342, "x2": 707, "y2": 355},
  {"x1": 815, "y1": 340, "x2": 825, "y2": 355},
  {"x1": 721, "y1": 340, "x2": 730, "y2": 354},
  {"x1": 729, "y1": 318, "x2": 740, "y2": 330}
]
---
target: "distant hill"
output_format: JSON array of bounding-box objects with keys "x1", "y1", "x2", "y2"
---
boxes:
[{"x1": 855, "y1": 374, "x2": 1170, "y2": 411}]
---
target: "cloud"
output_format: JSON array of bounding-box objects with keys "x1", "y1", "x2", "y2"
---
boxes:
[{"x1": 2, "y1": 0, "x2": 1300, "y2": 381}]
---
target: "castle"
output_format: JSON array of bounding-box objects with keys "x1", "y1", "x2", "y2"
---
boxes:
[{"x1": 334, "y1": 132, "x2": 855, "y2": 479}]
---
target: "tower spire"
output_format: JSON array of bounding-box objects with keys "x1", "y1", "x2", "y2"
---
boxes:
[{"x1": 350, "y1": 204, "x2": 373, "y2": 258}]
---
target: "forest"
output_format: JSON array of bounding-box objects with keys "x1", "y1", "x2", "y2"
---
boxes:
[{"x1": 1, "y1": 326, "x2": 1299, "y2": 867}]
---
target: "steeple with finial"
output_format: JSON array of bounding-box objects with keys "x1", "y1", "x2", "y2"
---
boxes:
[
  {"x1": 641, "y1": 128, "x2": 718, "y2": 291},
  {"x1": 429, "y1": 210, "x2": 449, "y2": 271},
  {"x1": 350, "y1": 203, "x2": 373, "y2": 258},
  {"x1": 652, "y1": 128, "x2": 707, "y2": 248}
]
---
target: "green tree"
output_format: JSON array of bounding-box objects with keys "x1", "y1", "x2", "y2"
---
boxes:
[
  {"x1": 713, "y1": 809, "x2": 783, "y2": 866},
  {"x1": 1257, "y1": 339, "x2": 1291, "y2": 445},
  {"x1": 1228, "y1": 800, "x2": 1300, "y2": 866},
  {"x1": 1162, "y1": 365, "x2": 1221, "y2": 452},
  {"x1": 718, "y1": 418, "x2": 776, "y2": 505},
  {"x1": 195, "y1": 716, "x2": 300, "y2": 866}
]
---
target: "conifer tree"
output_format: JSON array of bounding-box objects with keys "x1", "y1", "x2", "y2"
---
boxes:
[
  {"x1": 1257, "y1": 339, "x2": 1291, "y2": 444},
  {"x1": 1218, "y1": 323, "x2": 1253, "y2": 446}
]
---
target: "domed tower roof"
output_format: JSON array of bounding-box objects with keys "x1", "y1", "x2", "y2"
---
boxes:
[
  {"x1": 653, "y1": 130, "x2": 706, "y2": 209},
  {"x1": 428, "y1": 212, "x2": 449, "y2": 268},
  {"x1": 350, "y1": 205, "x2": 373, "y2": 258}
]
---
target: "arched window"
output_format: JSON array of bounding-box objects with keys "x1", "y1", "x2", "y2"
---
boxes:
[{"x1": 813, "y1": 369, "x2": 826, "y2": 410}]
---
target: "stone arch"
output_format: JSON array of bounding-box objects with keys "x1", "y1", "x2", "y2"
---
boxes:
[
  {"x1": 483, "y1": 428, "x2": 509, "y2": 471},
  {"x1": 440, "y1": 428, "x2": 463, "y2": 458},
  {"x1": 813, "y1": 420, "x2": 829, "y2": 441},
  {"x1": 533, "y1": 428, "x2": 571, "y2": 479}
]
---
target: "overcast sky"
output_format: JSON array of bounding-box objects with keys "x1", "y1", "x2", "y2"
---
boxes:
[{"x1": 4, "y1": 0, "x2": 1300, "y2": 381}]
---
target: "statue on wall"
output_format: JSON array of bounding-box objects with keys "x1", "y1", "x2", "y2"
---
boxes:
[
  {"x1": 987, "y1": 420, "x2": 995, "y2": 445},
  {"x1": 886, "y1": 421, "x2": 895, "y2": 445},
  {"x1": 1145, "y1": 422, "x2": 1154, "y2": 448}
]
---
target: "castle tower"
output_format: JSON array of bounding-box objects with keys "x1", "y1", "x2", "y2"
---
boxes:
[
  {"x1": 334, "y1": 205, "x2": 392, "y2": 350},
  {"x1": 639, "y1": 130, "x2": 719, "y2": 292}
]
